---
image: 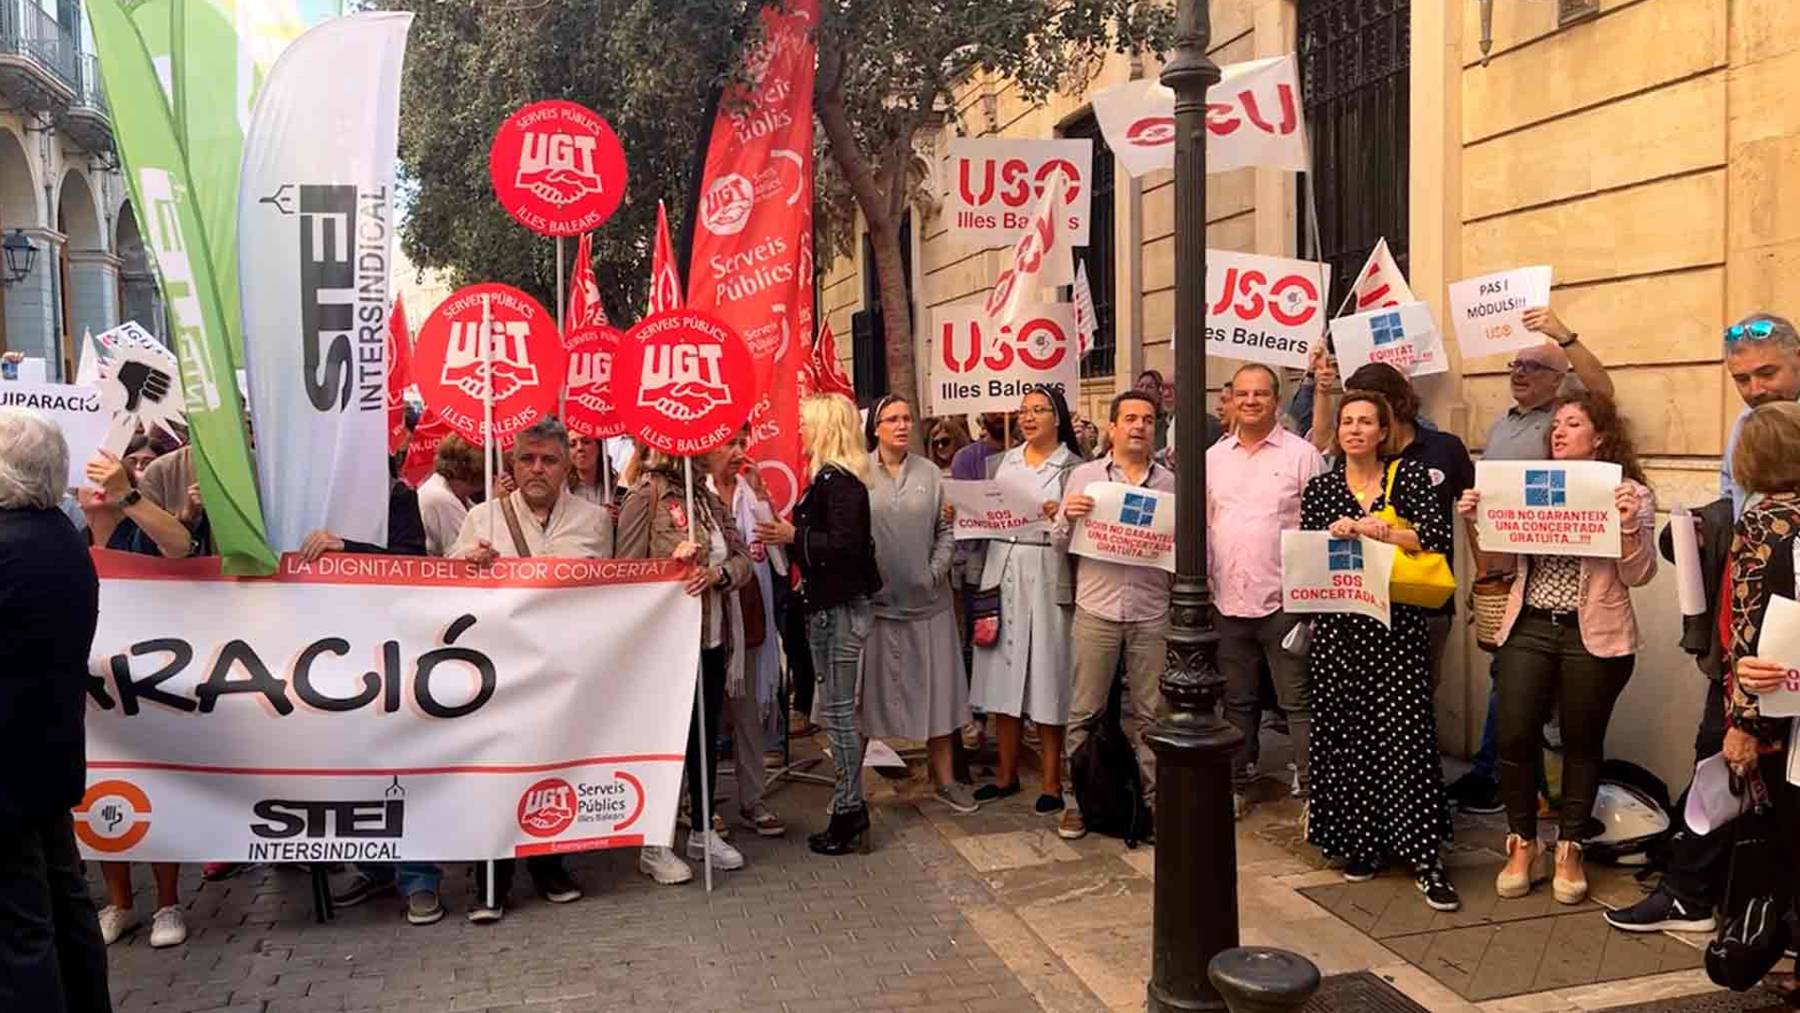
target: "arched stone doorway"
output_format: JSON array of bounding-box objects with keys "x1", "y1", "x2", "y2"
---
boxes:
[
  {"x1": 0, "y1": 127, "x2": 48, "y2": 367},
  {"x1": 115, "y1": 201, "x2": 162, "y2": 343},
  {"x1": 58, "y1": 168, "x2": 118, "y2": 373}
]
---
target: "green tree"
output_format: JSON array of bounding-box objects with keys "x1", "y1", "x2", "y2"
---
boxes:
[
  {"x1": 381, "y1": 0, "x2": 746, "y2": 319},
  {"x1": 814, "y1": 0, "x2": 1170, "y2": 401}
]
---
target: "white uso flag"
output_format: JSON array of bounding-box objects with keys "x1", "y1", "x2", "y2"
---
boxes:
[
  {"x1": 1090, "y1": 54, "x2": 1307, "y2": 178},
  {"x1": 239, "y1": 12, "x2": 412, "y2": 551},
  {"x1": 1347, "y1": 238, "x2": 1415, "y2": 312},
  {"x1": 1329, "y1": 301, "x2": 1448, "y2": 378},
  {"x1": 1073, "y1": 260, "x2": 1097, "y2": 357},
  {"x1": 1472, "y1": 460, "x2": 1623, "y2": 559},
  {"x1": 1280, "y1": 531, "x2": 1396, "y2": 627}
]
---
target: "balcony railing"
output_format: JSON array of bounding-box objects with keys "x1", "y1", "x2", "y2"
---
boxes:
[
  {"x1": 0, "y1": 0, "x2": 79, "y2": 91},
  {"x1": 75, "y1": 51, "x2": 105, "y2": 113}
]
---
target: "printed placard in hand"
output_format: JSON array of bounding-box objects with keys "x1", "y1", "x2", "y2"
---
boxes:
[
  {"x1": 942, "y1": 478, "x2": 1051, "y2": 541},
  {"x1": 1328, "y1": 301, "x2": 1448, "y2": 378},
  {"x1": 1473, "y1": 460, "x2": 1623, "y2": 558},
  {"x1": 1447, "y1": 266, "x2": 1553, "y2": 360},
  {"x1": 1069, "y1": 481, "x2": 1175, "y2": 572},
  {"x1": 1204, "y1": 250, "x2": 1331, "y2": 370},
  {"x1": 1746, "y1": 596, "x2": 1800, "y2": 718},
  {"x1": 0, "y1": 381, "x2": 107, "y2": 487},
  {"x1": 929, "y1": 303, "x2": 1081, "y2": 416},
  {"x1": 1280, "y1": 531, "x2": 1396, "y2": 627}
]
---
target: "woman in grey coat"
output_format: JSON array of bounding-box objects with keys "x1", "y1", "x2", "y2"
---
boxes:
[{"x1": 861, "y1": 395, "x2": 977, "y2": 814}]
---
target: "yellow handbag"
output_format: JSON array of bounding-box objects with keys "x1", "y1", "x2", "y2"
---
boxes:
[{"x1": 1371, "y1": 459, "x2": 1457, "y2": 610}]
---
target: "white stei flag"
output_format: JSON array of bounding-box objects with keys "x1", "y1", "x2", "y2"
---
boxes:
[{"x1": 238, "y1": 12, "x2": 413, "y2": 551}]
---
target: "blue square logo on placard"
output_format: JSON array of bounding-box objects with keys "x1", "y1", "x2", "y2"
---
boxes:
[
  {"x1": 1327, "y1": 538, "x2": 1363, "y2": 571},
  {"x1": 1369, "y1": 311, "x2": 1406, "y2": 346},
  {"x1": 1524, "y1": 469, "x2": 1567, "y2": 507},
  {"x1": 1120, "y1": 492, "x2": 1158, "y2": 527}
]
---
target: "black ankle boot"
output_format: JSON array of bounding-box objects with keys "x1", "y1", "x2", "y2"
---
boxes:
[{"x1": 808, "y1": 805, "x2": 871, "y2": 855}]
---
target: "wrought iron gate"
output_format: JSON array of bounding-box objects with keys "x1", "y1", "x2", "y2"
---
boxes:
[{"x1": 1297, "y1": 0, "x2": 1411, "y2": 307}]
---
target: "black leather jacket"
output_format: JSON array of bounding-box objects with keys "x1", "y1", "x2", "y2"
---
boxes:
[{"x1": 793, "y1": 465, "x2": 881, "y2": 613}]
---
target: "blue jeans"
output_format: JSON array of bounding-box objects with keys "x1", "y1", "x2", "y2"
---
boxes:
[
  {"x1": 809, "y1": 598, "x2": 872, "y2": 814},
  {"x1": 357, "y1": 863, "x2": 441, "y2": 897}
]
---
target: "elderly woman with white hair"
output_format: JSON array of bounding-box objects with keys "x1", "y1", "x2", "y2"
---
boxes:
[{"x1": 0, "y1": 408, "x2": 113, "y2": 1012}]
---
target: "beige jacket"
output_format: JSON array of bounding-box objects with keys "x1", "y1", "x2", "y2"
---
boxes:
[{"x1": 616, "y1": 469, "x2": 754, "y2": 684}]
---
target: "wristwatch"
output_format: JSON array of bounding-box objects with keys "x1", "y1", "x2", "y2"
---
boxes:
[
  {"x1": 714, "y1": 565, "x2": 729, "y2": 588},
  {"x1": 1556, "y1": 332, "x2": 1579, "y2": 348},
  {"x1": 120, "y1": 488, "x2": 142, "y2": 508}
]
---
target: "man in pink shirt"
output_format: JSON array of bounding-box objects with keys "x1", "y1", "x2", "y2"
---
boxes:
[{"x1": 1205, "y1": 364, "x2": 1325, "y2": 817}]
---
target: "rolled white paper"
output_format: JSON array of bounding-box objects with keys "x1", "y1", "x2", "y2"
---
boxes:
[{"x1": 1671, "y1": 503, "x2": 1707, "y2": 617}]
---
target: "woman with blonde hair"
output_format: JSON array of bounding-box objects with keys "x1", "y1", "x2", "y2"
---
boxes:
[{"x1": 757, "y1": 394, "x2": 882, "y2": 854}]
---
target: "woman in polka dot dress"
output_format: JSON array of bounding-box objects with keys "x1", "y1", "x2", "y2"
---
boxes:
[{"x1": 1301, "y1": 391, "x2": 1460, "y2": 911}]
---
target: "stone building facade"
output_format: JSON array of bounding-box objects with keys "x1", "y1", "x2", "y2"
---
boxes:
[{"x1": 818, "y1": 0, "x2": 1786, "y2": 787}]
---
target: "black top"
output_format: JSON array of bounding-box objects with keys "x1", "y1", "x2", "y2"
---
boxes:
[
  {"x1": 793, "y1": 464, "x2": 881, "y2": 613},
  {"x1": 342, "y1": 480, "x2": 428, "y2": 557},
  {"x1": 0, "y1": 507, "x2": 100, "y2": 820},
  {"x1": 1398, "y1": 427, "x2": 1475, "y2": 616}
]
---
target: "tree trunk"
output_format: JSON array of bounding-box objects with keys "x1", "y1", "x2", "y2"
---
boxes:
[{"x1": 817, "y1": 46, "x2": 917, "y2": 404}]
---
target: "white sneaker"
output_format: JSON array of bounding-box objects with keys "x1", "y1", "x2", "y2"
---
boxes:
[
  {"x1": 638, "y1": 846, "x2": 693, "y2": 885},
  {"x1": 686, "y1": 829, "x2": 745, "y2": 871},
  {"x1": 148, "y1": 905, "x2": 186, "y2": 948},
  {"x1": 97, "y1": 905, "x2": 137, "y2": 945}
]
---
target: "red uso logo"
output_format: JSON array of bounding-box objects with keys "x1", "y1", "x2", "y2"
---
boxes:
[
  {"x1": 941, "y1": 314, "x2": 1071, "y2": 374},
  {"x1": 957, "y1": 157, "x2": 1084, "y2": 209},
  {"x1": 1125, "y1": 116, "x2": 1175, "y2": 148},
  {"x1": 517, "y1": 778, "x2": 576, "y2": 838},
  {"x1": 614, "y1": 309, "x2": 757, "y2": 455},
  {"x1": 412, "y1": 283, "x2": 563, "y2": 448},
  {"x1": 1206, "y1": 83, "x2": 1300, "y2": 139},
  {"x1": 489, "y1": 100, "x2": 629, "y2": 237},
  {"x1": 1210, "y1": 266, "x2": 1321, "y2": 328},
  {"x1": 563, "y1": 323, "x2": 625, "y2": 439}
]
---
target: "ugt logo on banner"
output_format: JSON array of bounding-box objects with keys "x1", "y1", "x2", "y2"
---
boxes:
[
  {"x1": 562, "y1": 323, "x2": 626, "y2": 439},
  {"x1": 1204, "y1": 250, "x2": 1330, "y2": 370},
  {"x1": 489, "y1": 100, "x2": 629, "y2": 236},
  {"x1": 412, "y1": 283, "x2": 562, "y2": 448},
  {"x1": 614, "y1": 309, "x2": 757, "y2": 455},
  {"x1": 929, "y1": 303, "x2": 1080, "y2": 416}
]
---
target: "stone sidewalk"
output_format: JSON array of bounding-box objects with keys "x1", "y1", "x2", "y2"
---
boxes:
[{"x1": 94, "y1": 727, "x2": 1767, "y2": 1013}]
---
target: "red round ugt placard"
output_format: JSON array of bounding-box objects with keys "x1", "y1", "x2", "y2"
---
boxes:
[
  {"x1": 614, "y1": 309, "x2": 756, "y2": 456},
  {"x1": 412, "y1": 283, "x2": 563, "y2": 449},
  {"x1": 489, "y1": 100, "x2": 629, "y2": 237},
  {"x1": 562, "y1": 323, "x2": 626, "y2": 440}
]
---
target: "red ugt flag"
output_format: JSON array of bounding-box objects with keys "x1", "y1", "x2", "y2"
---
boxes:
[
  {"x1": 648, "y1": 201, "x2": 684, "y2": 315},
  {"x1": 387, "y1": 295, "x2": 411, "y2": 455},
  {"x1": 567, "y1": 232, "x2": 610, "y2": 330}
]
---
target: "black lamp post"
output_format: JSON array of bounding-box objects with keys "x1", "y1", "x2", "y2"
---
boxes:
[
  {"x1": 2, "y1": 228, "x2": 38, "y2": 285},
  {"x1": 1145, "y1": 0, "x2": 1240, "y2": 1008}
]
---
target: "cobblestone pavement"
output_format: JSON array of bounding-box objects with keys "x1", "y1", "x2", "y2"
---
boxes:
[{"x1": 92, "y1": 748, "x2": 1101, "y2": 1013}]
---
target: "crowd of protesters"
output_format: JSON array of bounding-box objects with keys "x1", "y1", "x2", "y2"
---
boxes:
[{"x1": 7, "y1": 303, "x2": 1800, "y2": 1009}]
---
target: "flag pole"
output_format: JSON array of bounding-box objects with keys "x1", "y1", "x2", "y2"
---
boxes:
[
  {"x1": 684, "y1": 456, "x2": 713, "y2": 893},
  {"x1": 480, "y1": 290, "x2": 496, "y2": 912},
  {"x1": 557, "y1": 238, "x2": 567, "y2": 418}
]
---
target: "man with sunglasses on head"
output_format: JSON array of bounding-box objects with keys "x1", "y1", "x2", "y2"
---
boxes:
[
  {"x1": 1446, "y1": 307, "x2": 1614, "y2": 816},
  {"x1": 1721, "y1": 314, "x2": 1800, "y2": 517}
]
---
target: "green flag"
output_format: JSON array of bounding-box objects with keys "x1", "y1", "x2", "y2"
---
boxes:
[{"x1": 90, "y1": 0, "x2": 277, "y2": 575}]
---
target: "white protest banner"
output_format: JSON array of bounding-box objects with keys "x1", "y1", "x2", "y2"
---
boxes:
[
  {"x1": 0, "y1": 381, "x2": 107, "y2": 487},
  {"x1": 75, "y1": 550, "x2": 700, "y2": 863},
  {"x1": 239, "y1": 12, "x2": 411, "y2": 553},
  {"x1": 1347, "y1": 238, "x2": 1415, "y2": 312},
  {"x1": 1090, "y1": 54, "x2": 1306, "y2": 178},
  {"x1": 1280, "y1": 531, "x2": 1396, "y2": 627},
  {"x1": 942, "y1": 478, "x2": 1051, "y2": 541},
  {"x1": 930, "y1": 303, "x2": 1080, "y2": 416},
  {"x1": 1447, "y1": 266, "x2": 1553, "y2": 360},
  {"x1": 945, "y1": 137, "x2": 1091, "y2": 246},
  {"x1": 1472, "y1": 460, "x2": 1623, "y2": 558},
  {"x1": 1745, "y1": 596, "x2": 1800, "y2": 718},
  {"x1": 1205, "y1": 250, "x2": 1331, "y2": 370},
  {"x1": 1069, "y1": 481, "x2": 1175, "y2": 573},
  {"x1": 1329, "y1": 301, "x2": 1448, "y2": 378}
]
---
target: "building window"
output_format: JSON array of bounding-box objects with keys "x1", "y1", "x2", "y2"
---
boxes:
[
  {"x1": 1297, "y1": 0, "x2": 1411, "y2": 304},
  {"x1": 1060, "y1": 113, "x2": 1116, "y2": 378},
  {"x1": 853, "y1": 211, "x2": 912, "y2": 404}
]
